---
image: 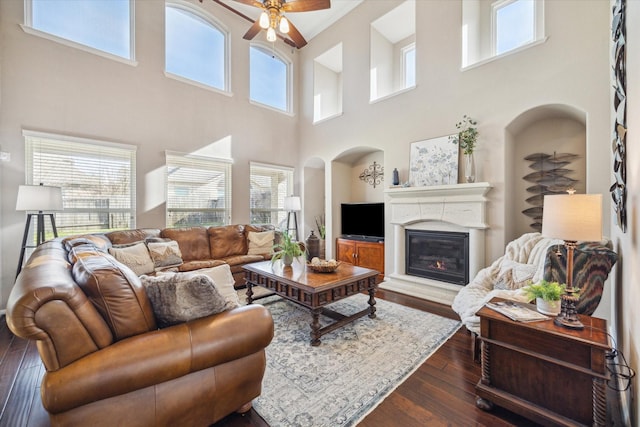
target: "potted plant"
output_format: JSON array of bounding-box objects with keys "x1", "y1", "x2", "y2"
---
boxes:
[
  {"x1": 315, "y1": 214, "x2": 326, "y2": 259},
  {"x1": 449, "y1": 115, "x2": 479, "y2": 183},
  {"x1": 271, "y1": 230, "x2": 305, "y2": 266},
  {"x1": 524, "y1": 280, "x2": 566, "y2": 316}
]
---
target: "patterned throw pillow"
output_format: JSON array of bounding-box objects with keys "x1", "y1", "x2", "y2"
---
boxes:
[
  {"x1": 494, "y1": 260, "x2": 537, "y2": 290},
  {"x1": 108, "y1": 242, "x2": 155, "y2": 276},
  {"x1": 247, "y1": 230, "x2": 275, "y2": 256},
  {"x1": 140, "y1": 273, "x2": 228, "y2": 328},
  {"x1": 543, "y1": 241, "x2": 617, "y2": 315},
  {"x1": 147, "y1": 240, "x2": 183, "y2": 269}
]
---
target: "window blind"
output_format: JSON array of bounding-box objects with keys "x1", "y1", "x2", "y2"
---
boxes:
[
  {"x1": 166, "y1": 152, "x2": 232, "y2": 227},
  {"x1": 24, "y1": 130, "x2": 136, "y2": 236},
  {"x1": 249, "y1": 162, "x2": 293, "y2": 227}
]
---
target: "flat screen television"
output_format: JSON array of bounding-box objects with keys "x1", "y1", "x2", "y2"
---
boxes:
[{"x1": 341, "y1": 202, "x2": 385, "y2": 241}]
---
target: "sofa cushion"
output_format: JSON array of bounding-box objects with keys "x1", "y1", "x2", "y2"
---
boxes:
[
  {"x1": 108, "y1": 242, "x2": 155, "y2": 276},
  {"x1": 106, "y1": 229, "x2": 161, "y2": 245},
  {"x1": 73, "y1": 253, "x2": 157, "y2": 339},
  {"x1": 183, "y1": 264, "x2": 240, "y2": 310},
  {"x1": 140, "y1": 273, "x2": 228, "y2": 328},
  {"x1": 147, "y1": 240, "x2": 183, "y2": 269},
  {"x1": 161, "y1": 227, "x2": 211, "y2": 261},
  {"x1": 208, "y1": 225, "x2": 246, "y2": 259},
  {"x1": 494, "y1": 260, "x2": 537, "y2": 290},
  {"x1": 220, "y1": 254, "x2": 265, "y2": 267},
  {"x1": 543, "y1": 241, "x2": 617, "y2": 315},
  {"x1": 247, "y1": 230, "x2": 275, "y2": 256},
  {"x1": 178, "y1": 259, "x2": 226, "y2": 272}
]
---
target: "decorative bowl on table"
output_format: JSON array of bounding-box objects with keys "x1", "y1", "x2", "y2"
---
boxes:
[{"x1": 307, "y1": 258, "x2": 341, "y2": 273}]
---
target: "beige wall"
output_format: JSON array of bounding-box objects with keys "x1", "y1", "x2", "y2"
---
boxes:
[
  {"x1": 0, "y1": 0, "x2": 300, "y2": 307},
  {"x1": 298, "y1": 0, "x2": 613, "y2": 315}
]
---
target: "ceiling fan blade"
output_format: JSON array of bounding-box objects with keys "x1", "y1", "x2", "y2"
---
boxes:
[
  {"x1": 286, "y1": 20, "x2": 307, "y2": 48},
  {"x1": 283, "y1": 0, "x2": 331, "y2": 13},
  {"x1": 232, "y1": 0, "x2": 265, "y2": 7},
  {"x1": 243, "y1": 20, "x2": 262, "y2": 40}
]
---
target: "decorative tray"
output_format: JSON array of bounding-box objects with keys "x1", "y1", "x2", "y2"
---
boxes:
[{"x1": 306, "y1": 260, "x2": 341, "y2": 273}]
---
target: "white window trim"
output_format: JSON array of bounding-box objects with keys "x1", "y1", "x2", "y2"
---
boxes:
[
  {"x1": 165, "y1": 0, "x2": 232, "y2": 94},
  {"x1": 249, "y1": 43, "x2": 294, "y2": 116},
  {"x1": 165, "y1": 150, "x2": 233, "y2": 227},
  {"x1": 490, "y1": 0, "x2": 544, "y2": 57},
  {"x1": 22, "y1": 0, "x2": 137, "y2": 66},
  {"x1": 401, "y1": 42, "x2": 416, "y2": 89},
  {"x1": 22, "y1": 129, "x2": 138, "y2": 229},
  {"x1": 249, "y1": 161, "x2": 295, "y2": 226},
  {"x1": 461, "y1": 36, "x2": 548, "y2": 72}
]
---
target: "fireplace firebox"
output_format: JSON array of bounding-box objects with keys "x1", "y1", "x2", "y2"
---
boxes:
[{"x1": 405, "y1": 230, "x2": 469, "y2": 285}]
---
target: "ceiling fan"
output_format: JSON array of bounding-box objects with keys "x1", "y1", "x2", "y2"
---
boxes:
[{"x1": 230, "y1": 0, "x2": 331, "y2": 48}]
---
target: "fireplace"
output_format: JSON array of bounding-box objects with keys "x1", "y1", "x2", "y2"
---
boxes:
[
  {"x1": 381, "y1": 183, "x2": 491, "y2": 304},
  {"x1": 405, "y1": 230, "x2": 469, "y2": 285}
]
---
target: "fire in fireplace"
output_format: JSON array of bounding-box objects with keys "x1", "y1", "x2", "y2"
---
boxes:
[{"x1": 405, "y1": 230, "x2": 469, "y2": 285}]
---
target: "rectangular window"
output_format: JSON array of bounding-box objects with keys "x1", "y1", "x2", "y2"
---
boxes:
[
  {"x1": 24, "y1": 130, "x2": 136, "y2": 236},
  {"x1": 493, "y1": 0, "x2": 536, "y2": 56},
  {"x1": 166, "y1": 152, "x2": 232, "y2": 228},
  {"x1": 402, "y1": 43, "x2": 416, "y2": 89},
  {"x1": 250, "y1": 45, "x2": 290, "y2": 113},
  {"x1": 26, "y1": 0, "x2": 133, "y2": 61},
  {"x1": 249, "y1": 162, "x2": 293, "y2": 228}
]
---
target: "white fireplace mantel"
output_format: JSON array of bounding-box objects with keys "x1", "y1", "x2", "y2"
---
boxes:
[{"x1": 381, "y1": 182, "x2": 492, "y2": 305}]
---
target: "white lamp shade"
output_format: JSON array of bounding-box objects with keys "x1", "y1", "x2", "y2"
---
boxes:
[
  {"x1": 16, "y1": 185, "x2": 63, "y2": 211},
  {"x1": 541, "y1": 194, "x2": 602, "y2": 242},
  {"x1": 283, "y1": 196, "x2": 301, "y2": 211}
]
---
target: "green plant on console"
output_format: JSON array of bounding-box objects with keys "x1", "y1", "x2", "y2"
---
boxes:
[
  {"x1": 524, "y1": 280, "x2": 566, "y2": 302},
  {"x1": 315, "y1": 214, "x2": 326, "y2": 239},
  {"x1": 449, "y1": 115, "x2": 478, "y2": 155},
  {"x1": 271, "y1": 230, "x2": 305, "y2": 264}
]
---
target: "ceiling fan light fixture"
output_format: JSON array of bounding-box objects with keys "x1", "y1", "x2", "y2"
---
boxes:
[
  {"x1": 279, "y1": 16, "x2": 289, "y2": 34},
  {"x1": 259, "y1": 11, "x2": 269, "y2": 29},
  {"x1": 266, "y1": 26, "x2": 277, "y2": 42}
]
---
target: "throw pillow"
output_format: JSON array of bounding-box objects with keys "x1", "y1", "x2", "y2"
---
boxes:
[
  {"x1": 108, "y1": 242, "x2": 155, "y2": 276},
  {"x1": 141, "y1": 273, "x2": 228, "y2": 328},
  {"x1": 247, "y1": 230, "x2": 275, "y2": 256},
  {"x1": 147, "y1": 240, "x2": 183, "y2": 269},
  {"x1": 494, "y1": 260, "x2": 537, "y2": 290},
  {"x1": 185, "y1": 264, "x2": 240, "y2": 310}
]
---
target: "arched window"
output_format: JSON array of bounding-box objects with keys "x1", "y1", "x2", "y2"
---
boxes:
[
  {"x1": 165, "y1": 3, "x2": 229, "y2": 92},
  {"x1": 250, "y1": 45, "x2": 291, "y2": 113}
]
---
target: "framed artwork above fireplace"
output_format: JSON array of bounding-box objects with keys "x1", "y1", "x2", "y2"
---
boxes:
[{"x1": 409, "y1": 135, "x2": 458, "y2": 187}]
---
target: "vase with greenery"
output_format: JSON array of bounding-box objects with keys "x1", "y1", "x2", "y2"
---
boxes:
[
  {"x1": 315, "y1": 214, "x2": 326, "y2": 258},
  {"x1": 449, "y1": 115, "x2": 478, "y2": 183},
  {"x1": 524, "y1": 280, "x2": 566, "y2": 316},
  {"x1": 271, "y1": 230, "x2": 305, "y2": 266}
]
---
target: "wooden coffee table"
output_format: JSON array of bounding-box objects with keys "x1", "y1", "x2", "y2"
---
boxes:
[{"x1": 243, "y1": 260, "x2": 379, "y2": 346}]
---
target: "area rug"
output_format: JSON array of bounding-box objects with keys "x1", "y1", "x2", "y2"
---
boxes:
[{"x1": 239, "y1": 290, "x2": 461, "y2": 427}]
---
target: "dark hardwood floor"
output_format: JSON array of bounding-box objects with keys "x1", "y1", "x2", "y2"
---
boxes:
[{"x1": 0, "y1": 290, "x2": 540, "y2": 427}]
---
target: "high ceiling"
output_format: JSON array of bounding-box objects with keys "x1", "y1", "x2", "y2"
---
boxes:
[{"x1": 217, "y1": 0, "x2": 364, "y2": 43}]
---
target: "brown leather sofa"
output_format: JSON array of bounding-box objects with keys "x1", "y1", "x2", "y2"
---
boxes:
[
  {"x1": 105, "y1": 224, "x2": 277, "y2": 287},
  {"x1": 6, "y1": 232, "x2": 275, "y2": 426}
]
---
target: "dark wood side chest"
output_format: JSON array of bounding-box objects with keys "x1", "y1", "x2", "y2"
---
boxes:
[{"x1": 475, "y1": 298, "x2": 610, "y2": 427}]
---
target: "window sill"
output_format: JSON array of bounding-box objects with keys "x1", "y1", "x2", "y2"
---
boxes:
[
  {"x1": 249, "y1": 100, "x2": 294, "y2": 117},
  {"x1": 164, "y1": 72, "x2": 232, "y2": 97},
  {"x1": 21, "y1": 25, "x2": 137, "y2": 67},
  {"x1": 369, "y1": 85, "x2": 417, "y2": 105},
  {"x1": 313, "y1": 111, "x2": 344, "y2": 125},
  {"x1": 461, "y1": 37, "x2": 549, "y2": 71}
]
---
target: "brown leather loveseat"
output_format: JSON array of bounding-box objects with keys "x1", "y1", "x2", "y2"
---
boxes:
[{"x1": 6, "y1": 232, "x2": 274, "y2": 426}]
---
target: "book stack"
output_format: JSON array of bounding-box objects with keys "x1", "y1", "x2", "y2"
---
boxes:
[{"x1": 486, "y1": 301, "x2": 549, "y2": 323}]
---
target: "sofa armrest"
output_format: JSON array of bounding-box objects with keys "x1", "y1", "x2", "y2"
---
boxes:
[{"x1": 41, "y1": 304, "x2": 274, "y2": 414}]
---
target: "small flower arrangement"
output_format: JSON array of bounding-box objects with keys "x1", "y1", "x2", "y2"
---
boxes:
[{"x1": 449, "y1": 115, "x2": 478, "y2": 155}]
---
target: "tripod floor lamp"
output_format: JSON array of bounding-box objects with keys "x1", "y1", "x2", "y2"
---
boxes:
[
  {"x1": 284, "y1": 196, "x2": 301, "y2": 241},
  {"x1": 16, "y1": 184, "x2": 63, "y2": 278}
]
